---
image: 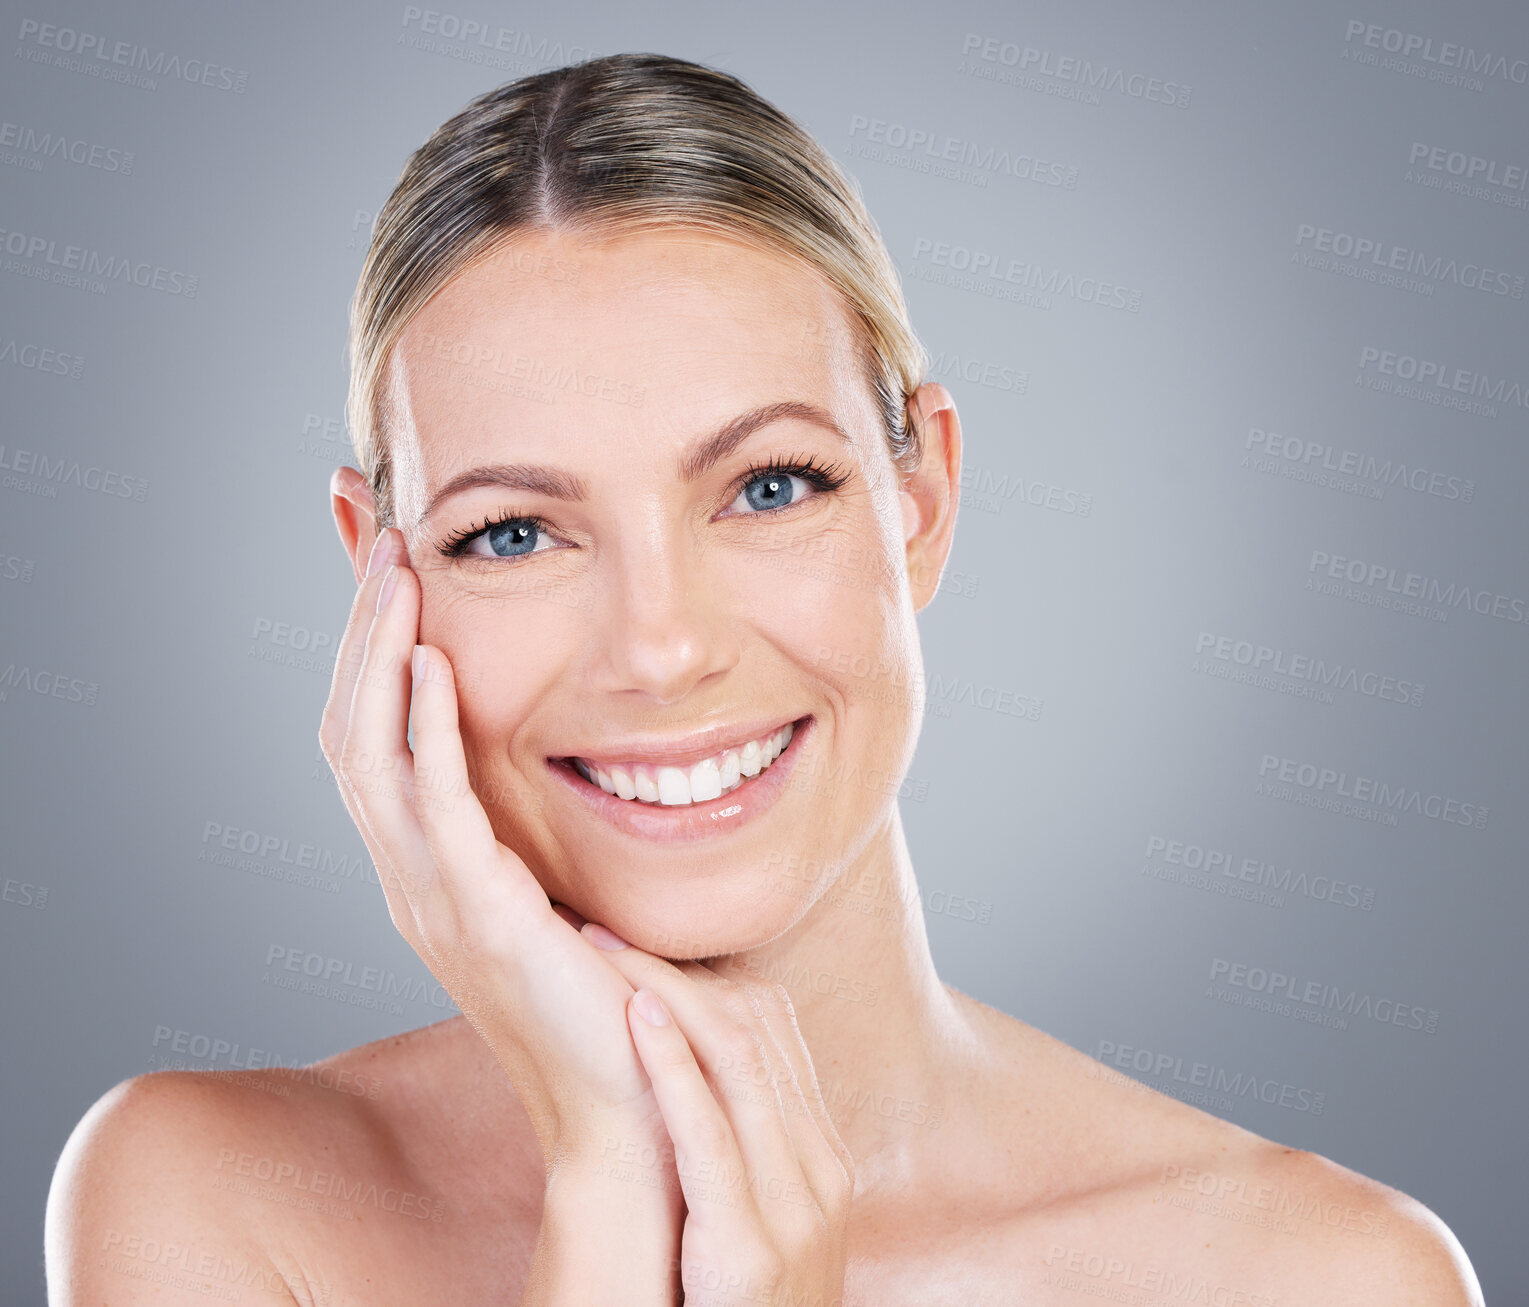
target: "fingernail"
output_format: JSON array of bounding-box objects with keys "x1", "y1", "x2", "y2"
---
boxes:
[
  {"x1": 633, "y1": 988, "x2": 670, "y2": 1027},
  {"x1": 366, "y1": 530, "x2": 392, "y2": 578},
  {"x1": 375, "y1": 564, "x2": 398, "y2": 614},
  {"x1": 583, "y1": 922, "x2": 629, "y2": 951},
  {"x1": 411, "y1": 644, "x2": 425, "y2": 681}
]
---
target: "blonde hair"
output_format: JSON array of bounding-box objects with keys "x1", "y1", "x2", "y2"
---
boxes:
[{"x1": 346, "y1": 52, "x2": 930, "y2": 529}]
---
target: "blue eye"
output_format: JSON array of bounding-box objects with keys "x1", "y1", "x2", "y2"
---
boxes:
[
  {"x1": 737, "y1": 469, "x2": 807, "y2": 512},
  {"x1": 434, "y1": 454, "x2": 853, "y2": 561},
  {"x1": 482, "y1": 519, "x2": 541, "y2": 556},
  {"x1": 727, "y1": 454, "x2": 853, "y2": 516},
  {"x1": 437, "y1": 513, "x2": 555, "y2": 559}
]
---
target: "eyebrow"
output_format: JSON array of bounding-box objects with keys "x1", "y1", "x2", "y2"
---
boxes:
[{"x1": 414, "y1": 399, "x2": 852, "y2": 527}]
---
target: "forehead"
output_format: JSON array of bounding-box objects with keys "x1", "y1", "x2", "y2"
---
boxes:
[{"x1": 383, "y1": 226, "x2": 874, "y2": 518}]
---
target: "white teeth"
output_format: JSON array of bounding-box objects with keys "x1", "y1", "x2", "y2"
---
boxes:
[
  {"x1": 689, "y1": 757, "x2": 722, "y2": 802},
  {"x1": 656, "y1": 766, "x2": 690, "y2": 806},
  {"x1": 570, "y1": 721, "x2": 800, "y2": 808}
]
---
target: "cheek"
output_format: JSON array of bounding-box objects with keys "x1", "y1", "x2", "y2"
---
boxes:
[
  {"x1": 416, "y1": 580, "x2": 575, "y2": 757},
  {"x1": 740, "y1": 520, "x2": 917, "y2": 728}
]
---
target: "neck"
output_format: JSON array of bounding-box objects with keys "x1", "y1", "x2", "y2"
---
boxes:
[{"x1": 709, "y1": 804, "x2": 980, "y2": 1170}]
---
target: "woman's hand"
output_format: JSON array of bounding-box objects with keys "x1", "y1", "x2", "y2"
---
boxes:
[
  {"x1": 318, "y1": 529, "x2": 682, "y2": 1300},
  {"x1": 581, "y1": 926, "x2": 855, "y2": 1307}
]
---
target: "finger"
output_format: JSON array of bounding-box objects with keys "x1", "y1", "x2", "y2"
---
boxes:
[
  {"x1": 676, "y1": 960, "x2": 852, "y2": 1206},
  {"x1": 587, "y1": 930, "x2": 807, "y2": 1200},
  {"x1": 740, "y1": 981, "x2": 855, "y2": 1205},
  {"x1": 625, "y1": 987, "x2": 763, "y2": 1218},
  {"x1": 318, "y1": 527, "x2": 405, "y2": 778},
  {"x1": 318, "y1": 529, "x2": 435, "y2": 942},
  {"x1": 409, "y1": 642, "x2": 554, "y2": 947}
]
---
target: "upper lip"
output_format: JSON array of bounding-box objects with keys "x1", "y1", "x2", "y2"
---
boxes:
[{"x1": 552, "y1": 714, "x2": 809, "y2": 771}]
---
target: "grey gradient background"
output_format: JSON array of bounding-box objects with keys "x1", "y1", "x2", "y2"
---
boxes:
[{"x1": 2, "y1": 0, "x2": 1525, "y2": 1301}]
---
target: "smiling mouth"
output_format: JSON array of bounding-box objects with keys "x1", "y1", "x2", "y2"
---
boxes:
[{"x1": 553, "y1": 716, "x2": 808, "y2": 808}]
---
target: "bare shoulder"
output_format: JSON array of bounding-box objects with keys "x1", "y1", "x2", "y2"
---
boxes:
[
  {"x1": 46, "y1": 1065, "x2": 319, "y2": 1304},
  {"x1": 46, "y1": 1017, "x2": 542, "y2": 1306},
  {"x1": 1231, "y1": 1145, "x2": 1486, "y2": 1304},
  {"x1": 946, "y1": 990, "x2": 1483, "y2": 1305}
]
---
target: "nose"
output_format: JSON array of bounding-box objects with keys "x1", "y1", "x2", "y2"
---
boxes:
[{"x1": 588, "y1": 528, "x2": 742, "y2": 705}]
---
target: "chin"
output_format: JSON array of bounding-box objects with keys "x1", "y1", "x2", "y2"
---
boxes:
[{"x1": 573, "y1": 860, "x2": 816, "y2": 961}]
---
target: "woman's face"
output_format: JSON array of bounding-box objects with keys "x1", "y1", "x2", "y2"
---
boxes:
[{"x1": 380, "y1": 225, "x2": 953, "y2": 957}]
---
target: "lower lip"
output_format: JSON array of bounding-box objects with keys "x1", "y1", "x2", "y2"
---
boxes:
[{"x1": 546, "y1": 715, "x2": 814, "y2": 843}]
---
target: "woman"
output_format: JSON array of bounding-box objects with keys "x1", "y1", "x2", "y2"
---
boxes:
[{"x1": 47, "y1": 53, "x2": 1480, "y2": 1306}]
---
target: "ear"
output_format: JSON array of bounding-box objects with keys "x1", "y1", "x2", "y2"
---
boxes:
[
  {"x1": 899, "y1": 382, "x2": 962, "y2": 613},
  {"x1": 330, "y1": 466, "x2": 379, "y2": 586}
]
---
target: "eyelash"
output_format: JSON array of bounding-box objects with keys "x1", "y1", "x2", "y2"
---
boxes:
[{"x1": 434, "y1": 453, "x2": 853, "y2": 559}]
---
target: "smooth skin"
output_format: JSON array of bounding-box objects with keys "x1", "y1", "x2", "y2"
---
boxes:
[{"x1": 46, "y1": 227, "x2": 1483, "y2": 1305}]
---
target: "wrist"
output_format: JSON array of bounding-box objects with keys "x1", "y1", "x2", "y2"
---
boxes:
[
  {"x1": 522, "y1": 1155, "x2": 682, "y2": 1307},
  {"x1": 544, "y1": 1133, "x2": 685, "y2": 1221}
]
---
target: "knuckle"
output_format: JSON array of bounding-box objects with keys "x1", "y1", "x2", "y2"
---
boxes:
[
  {"x1": 719, "y1": 1022, "x2": 761, "y2": 1066},
  {"x1": 734, "y1": 1239, "x2": 785, "y2": 1284},
  {"x1": 720, "y1": 988, "x2": 759, "y2": 1024},
  {"x1": 689, "y1": 1115, "x2": 731, "y2": 1159}
]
